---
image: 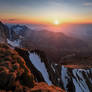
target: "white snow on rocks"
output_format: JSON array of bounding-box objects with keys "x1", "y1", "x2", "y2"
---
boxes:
[
  {"x1": 72, "y1": 69, "x2": 90, "y2": 92},
  {"x1": 29, "y1": 52, "x2": 52, "y2": 85},
  {"x1": 7, "y1": 39, "x2": 21, "y2": 47},
  {"x1": 51, "y1": 64, "x2": 55, "y2": 72},
  {"x1": 61, "y1": 66, "x2": 92, "y2": 92},
  {"x1": 61, "y1": 66, "x2": 70, "y2": 91}
]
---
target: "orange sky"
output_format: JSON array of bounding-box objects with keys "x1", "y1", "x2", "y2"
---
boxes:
[
  {"x1": 1, "y1": 17, "x2": 92, "y2": 25},
  {"x1": 0, "y1": 0, "x2": 92, "y2": 24}
]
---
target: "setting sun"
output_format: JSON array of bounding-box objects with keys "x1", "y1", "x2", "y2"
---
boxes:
[{"x1": 54, "y1": 20, "x2": 60, "y2": 25}]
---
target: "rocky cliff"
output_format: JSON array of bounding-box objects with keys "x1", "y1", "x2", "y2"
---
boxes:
[
  {"x1": 0, "y1": 43, "x2": 64, "y2": 92},
  {"x1": 0, "y1": 22, "x2": 8, "y2": 43},
  {"x1": 15, "y1": 47, "x2": 92, "y2": 92}
]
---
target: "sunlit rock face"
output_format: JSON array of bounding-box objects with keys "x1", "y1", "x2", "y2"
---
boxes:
[{"x1": 0, "y1": 43, "x2": 64, "y2": 92}]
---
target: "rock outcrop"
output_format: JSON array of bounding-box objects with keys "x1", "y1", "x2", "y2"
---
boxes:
[
  {"x1": 0, "y1": 22, "x2": 8, "y2": 43},
  {"x1": 0, "y1": 43, "x2": 64, "y2": 92},
  {"x1": 15, "y1": 48, "x2": 63, "y2": 87},
  {"x1": 15, "y1": 47, "x2": 92, "y2": 92}
]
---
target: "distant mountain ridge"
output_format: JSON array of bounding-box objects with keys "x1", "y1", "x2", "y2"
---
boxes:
[
  {"x1": 0, "y1": 21, "x2": 91, "y2": 63},
  {"x1": 0, "y1": 21, "x2": 92, "y2": 92}
]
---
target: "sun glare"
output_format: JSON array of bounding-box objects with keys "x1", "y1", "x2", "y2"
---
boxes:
[{"x1": 54, "y1": 20, "x2": 60, "y2": 25}]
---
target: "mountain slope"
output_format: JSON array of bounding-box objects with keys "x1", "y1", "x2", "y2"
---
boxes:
[
  {"x1": 15, "y1": 47, "x2": 92, "y2": 92},
  {"x1": 22, "y1": 30, "x2": 88, "y2": 63},
  {"x1": 0, "y1": 22, "x2": 8, "y2": 43},
  {"x1": 3, "y1": 22, "x2": 90, "y2": 64},
  {"x1": 29, "y1": 52, "x2": 52, "y2": 85},
  {"x1": 0, "y1": 43, "x2": 64, "y2": 92},
  {"x1": 0, "y1": 21, "x2": 92, "y2": 92}
]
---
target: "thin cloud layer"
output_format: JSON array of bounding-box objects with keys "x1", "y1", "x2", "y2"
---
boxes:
[{"x1": 83, "y1": 2, "x2": 92, "y2": 6}]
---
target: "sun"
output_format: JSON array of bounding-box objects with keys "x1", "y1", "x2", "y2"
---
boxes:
[{"x1": 54, "y1": 20, "x2": 60, "y2": 25}]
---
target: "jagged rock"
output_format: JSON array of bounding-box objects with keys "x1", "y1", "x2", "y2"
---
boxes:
[
  {"x1": 15, "y1": 47, "x2": 46, "y2": 82},
  {"x1": 0, "y1": 22, "x2": 7, "y2": 43},
  {"x1": 15, "y1": 47, "x2": 63, "y2": 88},
  {"x1": 15, "y1": 47, "x2": 92, "y2": 92},
  {"x1": 0, "y1": 43, "x2": 65, "y2": 92},
  {"x1": 7, "y1": 24, "x2": 30, "y2": 42}
]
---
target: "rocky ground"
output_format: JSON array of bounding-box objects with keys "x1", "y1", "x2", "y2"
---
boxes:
[{"x1": 0, "y1": 43, "x2": 65, "y2": 92}]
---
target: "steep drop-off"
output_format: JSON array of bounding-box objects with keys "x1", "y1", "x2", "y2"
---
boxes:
[{"x1": 0, "y1": 43, "x2": 64, "y2": 92}]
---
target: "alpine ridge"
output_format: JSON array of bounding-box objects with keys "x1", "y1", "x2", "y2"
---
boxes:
[{"x1": 0, "y1": 21, "x2": 92, "y2": 92}]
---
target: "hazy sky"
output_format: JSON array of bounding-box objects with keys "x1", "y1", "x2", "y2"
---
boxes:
[{"x1": 0, "y1": 0, "x2": 92, "y2": 24}]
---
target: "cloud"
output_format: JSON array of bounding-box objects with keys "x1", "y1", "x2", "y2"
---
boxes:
[
  {"x1": 83, "y1": 2, "x2": 92, "y2": 6},
  {"x1": 8, "y1": 19, "x2": 17, "y2": 21},
  {"x1": 0, "y1": 18, "x2": 17, "y2": 21}
]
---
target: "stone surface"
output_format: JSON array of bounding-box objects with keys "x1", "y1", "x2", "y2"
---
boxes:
[{"x1": 0, "y1": 43, "x2": 65, "y2": 92}]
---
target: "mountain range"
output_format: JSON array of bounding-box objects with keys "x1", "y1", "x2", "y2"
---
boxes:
[{"x1": 0, "y1": 21, "x2": 92, "y2": 92}]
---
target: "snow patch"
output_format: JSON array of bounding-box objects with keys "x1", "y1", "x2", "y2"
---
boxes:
[
  {"x1": 61, "y1": 66, "x2": 91, "y2": 92},
  {"x1": 61, "y1": 66, "x2": 70, "y2": 91},
  {"x1": 51, "y1": 64, "x2": 55, "y2": 72},
  {"x1": 72, "y1": 69, "x2": 90, "y2": 92},
  {"x1": 55, "y1": 64, "x2": 58, "y2": 66},
  {"x1": 7, "y1": 39, "x2": 20, "y2": 47},
  {"x1": 13, "y1": 27, "x2": 23, "y2": 34},
  {"x1": 29, "y1": 52, "x2": 52, "y2": 85}
]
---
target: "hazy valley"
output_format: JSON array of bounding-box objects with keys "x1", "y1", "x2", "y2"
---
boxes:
[
  {"x1": 6, "y1": 22, "x2": 92, "y2": 66},
  {"x1": 0, "y1": 21, "x2": 92, "y2": 92}
]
